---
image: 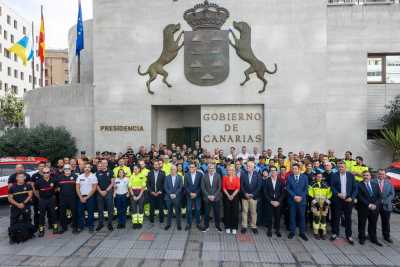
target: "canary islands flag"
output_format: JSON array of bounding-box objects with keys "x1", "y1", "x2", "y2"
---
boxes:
[{"x1": 7, "y1": 36, "x2": 29, "y2": 65}]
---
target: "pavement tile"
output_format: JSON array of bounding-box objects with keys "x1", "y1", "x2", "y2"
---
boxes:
[
  {"x1": 239, "y1": 251, "x2": 261, "y2": 263},
  {"x1": 293, "y1": 252, "x2": 314, "y2": 264},
  {"x1": 257, "y1": 251, "x2": 280, "y2": 263},
  {"x1": 201, "y1": 261, "x2": 221, "y2": 267},
  {"x1": 221, "y1": 262, "x2": 241, "y2": 267},
  {"x1": 127, "y1": 248, "x2": 148, "y2": 258},
  {"x1": 167, "y1": 240, "x2": 186, "y2": 250},
  {"x1": 164, "y1": 249, "x2": 184, "y2": 260},
  {"x1": 120, "y1": 259, "x2": 144, "y2": 267},
  {"x1": 80, "y1": 257, "x2": 105, "y2": 267},
  {"x1": 201, "y1": 250, "x2": 223, "y2": 261},
  {"x1": 277, "y1": 252, "x2": 296, "y2": 264},
  {"x1": 145, "y1": 249, "x2": 166, "y2": 259},
  {"x1": 0, "y1": 254, "x2": 30, "y2": 266},
  {"x1": 186, "y1": 240, "x2": 202, "y2": 250},
  {"x1": 238, "y1": 243, "x2": 256, "y2": 251},
  {"x1": 222, "y1": 251, "x2": 240, "y2": 262},
  {"x1": 132, "y1": 241, "x2": 152, "y2": 249},
  {"x1": 325, "y1": 253, "x2": 352, "y2": 265},
  {"x1": 89, "y1": 247, "x2": 113, "y2": 258},
  {"x1": 310, "y1": 252, "x2": 331, "y2": 265},
  {"x1": 181, "y1": 261, "x2": 201, "y2": 267},
  {"x1": 347, "y1": 254, "x2": 374, "y2": 265},
  {"x1": 362, "y1": 251, "x2": 396, "y2": 266},
  {"x1": 59, "y1": 257, "x2": 86, "y2": 267},
  {"x1": 98, "y1": 258, "x2": 122, "y2": 267},
  {"x1": 151, "y1": 241, "x2": 170, "y2": 249},
  {"x1": 203, "y1": 241, "x2": 220, "y2": 251},
  {"x1": 183, "y1": 249, "x2": 200, "y2": 261},
  {"x1": 110, "y1": 248, "x2": 130, "y2": 258}
]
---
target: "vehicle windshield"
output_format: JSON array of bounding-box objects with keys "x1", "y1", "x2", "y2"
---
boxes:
[{"x1": 0, "y1": 164, "x2": 37, "y2": 176}]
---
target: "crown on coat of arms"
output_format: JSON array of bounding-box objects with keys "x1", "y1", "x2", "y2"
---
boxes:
[{"x1": 183, "y1": 0, "x2": 230, "y2": 31}]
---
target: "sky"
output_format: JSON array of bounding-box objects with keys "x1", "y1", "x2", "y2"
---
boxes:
[{"x1": 4, "y1": 0, "x2": 93, "y2": 49}]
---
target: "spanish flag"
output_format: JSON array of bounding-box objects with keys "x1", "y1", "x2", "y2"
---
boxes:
[
  {"x1": 7, "y1": 36, "x2": 29, "y2": 65},
  {"x1": 39, "y1": 7, "x2": 45, "y2": 64}
]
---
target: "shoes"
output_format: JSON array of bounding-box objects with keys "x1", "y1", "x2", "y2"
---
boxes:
[
  {"x1": 72, "y1": 228, "x2": 79, "y2": 234},
  {"x1": 196, "y1": 224, "x2": 203, "y2": 231},
  {"x1": 330, "y1": 234, "x2": 337, "y2": 241},
  {"x1": 267, "y1": 230, "x2": 272, "y2": 237},
  {"x1": 38, "y1": 231, "x2": 45, "y2": 238},
  {"x1": 384, "y1": 237, "x2": 393, "y2": 243},
  {"x1": 320, "y1": 234, "x2": 326, "y2": 240},
  {"x1": 216, "y1": 227, "x2": 222, "y2": 233},
  {"x1": 371, "y1": 240, "x2": 383, "y2": 247},
  {"x1": 108, "y1": 224, "x2": 114, "y2": 231},
  {"x1": 164, "y1": 225, "x2": 171, "y2": 231},
  {"x1": 117, "y1": 224, "x2": 123, "y2": 229},
  {"x1": 149, "y1": 218, "x2": 154, "y2": 223},
  {"x1": 177, "y1": 225, "x2": 182, "y2": 231},
  {"x1": 288, "y1": 233, "x2": 295, "y2": 239},
  {"x1": 241, "y1": 228, "x2": 247, "y2": 234},
  {"x1": 53, "y1": 228, "x2": 59, "y2": 235},
  {"x1": 252, "y1": 228, "x2": 258, "y2": 234},
  {"x1": 314, "y1": 233, "x2": 320, "y2": 240},
  {"x1": 96, "y1": 224, "x2": 104, "y2": 231},
  {"x1": 359, "y1": 239, "x2": 365, "y2": 245},
  {"x1": 276, "y1": 232, "x2": 282, "y2": 237},
  {"x1": 202, "y1": 227, "x2": 209, "y2": 233},
  {"x1": 300, "y1": 233, "x2": 308, "y2": 241},
  {"x1": 346, "y1": 237, "x2": 354, "y2": 245},
  {"x1": 226, "y1": 228, "x2": 231, "y2": 234},
  {"x1": 232, "y1": 229, "x2": 237, "y2": 235},
  {"x1": 58, "y1": 228, "x2": 67, "y2": 234},
  {"x1": 88, "y1": 227, "x2": 94, "y2": 233},
  {"x1": 122, "y1": 224, "x2": 126, "y2": 229},
  {"x1": 185, "y1": 225, "x2": 191, "y2": 231}
]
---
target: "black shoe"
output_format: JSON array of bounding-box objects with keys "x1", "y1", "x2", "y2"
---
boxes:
[
  {"x1": 196, "y1": 224, "x2": 203, "y2": 231},
  {"x1": 72, "y1": 228, "x2": 79, "y2": 234},
  {"x1": 108, "y1": 224, "x2": 114, "y2": 231},
  {"x1": 58, "y1": 228, "x2": 67, "y2": 234},
  {"x1": 164, "y1": 225, "x2": 171, "y2": 231},
  {"x1": 288, "y1": 233, "x2": 295, "y2": 239},
  {"x1": 267, "y1": 230, "x2": 272, "y2": 237},
  {"x1": 88, "y1": 227, "x2": 94, "y2": 233},
  {"x1": 38, "y1": 231, "x2": 45, "y2": 237},
  {"x1": 185, "y1": 225, "x2": 191, "y2": 231},
  {"x1": 177, "y1": 225, "x2": 182, "y2": 231},
  {"x1": 320, "y1": 234, "x2": 326, "y2": 240},
  {"x1": 384, "y1": 237, "x2": 393, "y2": 243},
  {"x1": 241, "y1": 228, "x2": 247, "y2": 234},
  {"x1": 53, "y1": 228, "x2": 59, "y2": 235},
  {"x1": 216, "y1": 227, "x2": 222, "y2": 233},
  {"x1": 202, "y1": 227, "x2": 209, "y2": 233},
  {"x1": 96, "y1": 224, "x2": 104, "y2": 231},
  {"x1": 359, "y1": 239, "x2": 365, "y2": 245},
  {"x1": 346, "y1": 237, "x2": 354, "y2": 245},
  {"x1": 314, "y1": 233, "x2": 320, "y2": 240},
  {"x1": 276, "y1": 232, "x2": 282, "y2": 237},
  {"x1": 117, "y1": 224, "x2": 123, "y2": 229},
  {"x1": 149, "y1": 218, "x2": 154, "y2": 223},
  {"x1": 300, "y1": 234, "x2": 308, "y2": 241},
  {"x1": 330, "y1": 234, "x2": 337, "y2": 241},
  {"x1": 372, "y1": 240, "x2": 383, "y2": 247},
  {"x1": 122, "y1": 224, "x2": 126, "y2": 229},
  {"x1": 252, "y1": 228, "x2": 258, "y2": 234}
]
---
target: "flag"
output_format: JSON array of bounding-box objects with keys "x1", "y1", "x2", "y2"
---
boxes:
[
  {"x1": 27, "y1": 34, "x2": 34, "y2": 62},
  {"x1": 76, "y1": 0, "x2": 84, "y2": 56},
  {"x1": 39, "y1": 7, "x2": 45, "y2": 64},
  {"x1": 7, "y1": 36, "x2": 29, "y2": 65}
]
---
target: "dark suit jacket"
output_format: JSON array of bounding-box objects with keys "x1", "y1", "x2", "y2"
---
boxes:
[
  {"x1": 263, "y1": 178, "x2": 285, "y2": 204},
  {"x1": 164, "y1": 174, "x2": 183, "y2": 201},
  {"x1": 357, "y1": 181, "x2": 381, "y2": 209},
  {"x1": 201, "y1": 172, "x2": 222, "y2": 202},
  {"x1": 184, "y1": 171, "x2": 203, "y2": 196},
  {"x1": 372, "y1": 178, "x2": 395, "y2": 211},
  {"x1": 330, "y1": 171, "x2": 358, "y2": 202},
  {"x1": 147, "y1": 170, "x2": 165, "y2": 194},
  {"x1": 287, "y1": 173, "x2": 308, "y2": 205},
  {"x1": 240, "y1": 171, "x2": 261, "y2": 198}
]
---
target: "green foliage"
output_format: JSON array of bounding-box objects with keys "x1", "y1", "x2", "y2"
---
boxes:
[
  {"x1": 382, "y1": 95, "x2": 400, "y2": 129},
  {"x1": 0, "y1": 124, "x2": 77, "y2": 163},
  {"x1": 0, "y1": 93, "x2": 24, "y2": 128},
  {"x1": 381, "y1": 127, "x2": 400, "y2": 162}
]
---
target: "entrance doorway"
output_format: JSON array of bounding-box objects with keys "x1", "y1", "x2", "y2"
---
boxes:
[{"x1": 166, "y1": 127, "x2": 201, "y2": 148}]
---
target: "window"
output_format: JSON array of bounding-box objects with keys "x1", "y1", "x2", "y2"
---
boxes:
[
  {"x1": 23, "y1": 88, "x2": 27, "y2": 93},
  {"x1": 36, "y1": 64, "x2": 39, "y2": 71},
  {"x1": 6, "y1": 15, "x2": 10, "y2": 25},
  {"x1": 33, "y1": 77, "x2": 37, "y2": 85},
  {"x1": 0, "y1": 43, "x2": 2, "y2": 53},
  {"x1": 29, "y1": 75, "x2": 32, "y2": 83},
  {"x1": 0, "y1": 61, "x2": 2, "y2": 72},
  {"x1": 4, "y1": 49, "x2": 9, "y2": 58},
  {"x1": 20, "y1": 71, "x2": 24, "y2": 80},
  {"x1": 14, "y1": 69, "x2": 17, "y2": 78},
  {"x1": 10, "y1": 34, "x2": 14, "y2": 43},
  {"x1": 3, "y1": 30, "x2": 7, "y2": 40},
  {"x1": 45, "y1": 80, "x2": 49, "y2": 86},
  {"x1": 23, "y1": 26, "x2": 26, "y2": 35},
  {"x1": 7, "y1": 67, "x2": 11, "y2": 76},
  {"x1": 44, "y1": 69, "x2": 48, "y2": 76},
  {"x1": 0, "y1": 6, "x2": 2, "y2": 16},
  {"x1": 11, "y1": 85, "x2": 17, "y2": 94},
  {"x1": 4, "y1": 83, "x2": 8, "y2": 92},
  {"x1": 0, "y1": 81, "x2": 2, "y2": 90},
  {"x1": 13, "y1": 20, "x2": 17, "y2": 29},
  {"x1": 368, "y1": 54, "x2": 400, "y2": 84},
  {"x1": 13, "y1": 54, "x2": 17, "y2": 62}
]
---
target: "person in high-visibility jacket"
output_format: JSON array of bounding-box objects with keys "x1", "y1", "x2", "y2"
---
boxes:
[
  {"x1": 128, "y1": 165, "x2": 146, "y2": 228},
  {"x1": 351, "y1": 156, "x2": 368, "y2": 183},
  {"x1": 308, "y1": 172, "x2": 332, "y2": 240},
  {"x1": 162, "y1": 155, "x2": 172, "y2": 176},
  {"x1": 344, "y1": 151, "x2": 356, "y2": 172},
  {"x1": 113, "y1": 158, "x2": 132, "y2": 178},
  {"x1": 138, "y1": 160, "x2": 151, "y2": 216}
]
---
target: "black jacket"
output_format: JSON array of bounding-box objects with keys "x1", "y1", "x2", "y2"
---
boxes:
[
  {"x1": 147, "y1": 170, "x2": 165, "y2": 194},
  {"x1": 263, "y1": 178, "x2": 285, "y2": 204}
]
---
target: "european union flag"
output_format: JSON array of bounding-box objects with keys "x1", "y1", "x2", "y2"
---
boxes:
[{"x1": 76, "y1": 0, "x2": 84, "y2": 56}]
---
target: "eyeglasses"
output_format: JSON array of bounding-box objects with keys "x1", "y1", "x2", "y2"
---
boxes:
[{"x1": 43, "y1": 172, "x2": 50, "y2": 174}]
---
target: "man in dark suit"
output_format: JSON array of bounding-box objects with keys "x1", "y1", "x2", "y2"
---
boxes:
[
  {"x1": 357, "y1": 170, "x2": 382, "y2": 246},
  {"x1": 263, "y1": 166, "x2": 285, "y2": 237},
  {"x1": 184, "y1": 163, "x2": 203, "y2": 231},
  {"x1": 287, "y1": 163, "x2": 309, "y2": 241},
  {"x1": 147, "y1": 160, "x2": 165, "y2": 224},
  {"x1": 240, "y1": 161, "x2": 262, "y2": 234},
  {"x1": 201, "y1": 163, "x2": 222, "y2": 232},
  {"x1": 164, "y1": 165, "x2": 183, "y2": 230},
  {"x1": 330, "y1": 161, "x2": 357, "y2": 244},
  {"x1": 373, "y1": 169, "x2": 395, "y2": 243}
]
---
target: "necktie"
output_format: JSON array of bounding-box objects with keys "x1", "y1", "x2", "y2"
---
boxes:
[
  {"x1": 379, "y1": 181, "x2": 384, "y2": 193},
  {"x1": 249, "y1": 172, "x2": 252, "y2": 184},
  {"x1": 295, "y1": 175, "x2": 299, "y2": 183},
  {"x1": 154, "y1": 172, "x2": 157, "y2": 192},
  {"x1": 366, "y1": 182, "x2": 373, "y2": 196},
  {"x1": 172, "y1": 176, "x2": 175, "y2": 188}
]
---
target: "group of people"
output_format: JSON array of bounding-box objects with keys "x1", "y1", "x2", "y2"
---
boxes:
[{"x1": 7, "y1": 142, "x2": 395, "y2": 247}]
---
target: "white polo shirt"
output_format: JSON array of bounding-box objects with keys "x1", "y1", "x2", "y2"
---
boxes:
[{"x1": 77, "y1": 173, "x2": 98, "y2": 196}]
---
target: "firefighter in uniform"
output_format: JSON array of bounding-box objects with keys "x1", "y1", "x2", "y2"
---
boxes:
[
  {"x1": 351, "y1": 156, "x2": 368, "y2": 183},
  {"x1": 36, "y1": 167, "x2": 59, "y2": 236},
  {"x1": 55, "y1": 164, "x2": 78, "y2": 234},
  {"x1": 129, "y1": 165, "x2": 147, "y2": 228},
  {"x1": 308, "y1": 172, "x2": 332, "y2": 240},
  {"x1": 138, "y1": 160, "x2": 151, "y2": 216},
  {"x1": 31, "y1": 162, "x2": 46, "y2": 230},
  {"x1": 8, "y1": 173, "x2": 33, "y2": 226}
]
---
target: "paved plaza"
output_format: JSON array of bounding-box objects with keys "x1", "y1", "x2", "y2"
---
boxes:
[{"x1": 0, "y1": 206, "x2": 399, "y2": 267}]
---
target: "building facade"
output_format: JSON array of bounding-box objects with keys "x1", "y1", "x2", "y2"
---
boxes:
[
  {"x1": 0, "y1": 0, "x2": 41, "y2": 98},
  {"x1": 44, "y1": 49, "x2": 69, "y2": 86},
  {"x1": 25, "y1": 0, "x2": 400, "y2": 168}
]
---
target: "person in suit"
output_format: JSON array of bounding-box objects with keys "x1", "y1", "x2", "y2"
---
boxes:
[
  {"x1": 287, "y1": 163, "x2": 309, "y2": 241},
  {"x1": 330, "y1": 161, "x2": 358, "y2": 244},
  {"x1": 164, "y1": 165, "x2": 183, "y2": 231},
  {"x1": 201, "y1": 162, "x2": 222, "y2": 232},
  {"x1": 184, "y1": 163, "x2": 203, "y2": 231},
  {"x1": 240, "y1": 161, "x2": 262, "y2": 234},
  {"x1": 357, "y1": 170, "x2": 382, "y2": 246},
  {"x1": 263, "y1": 166, "x2": 285, "y2": 237},
  {"x1": 373, "y1": 169, "x2": 395, "y2": 243},
  {"x1": 147, "y1": 160, "x2": 165, "y2": 224}
]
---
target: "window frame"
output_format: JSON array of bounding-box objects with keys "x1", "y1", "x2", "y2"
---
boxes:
[{"x1": 368, "y1": 53, "x2": 400, "y2": 84}]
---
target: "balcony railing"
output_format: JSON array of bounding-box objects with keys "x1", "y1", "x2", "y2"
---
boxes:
[{"x1": 328, "y1": 0, "x2": 399, "y2": 5}]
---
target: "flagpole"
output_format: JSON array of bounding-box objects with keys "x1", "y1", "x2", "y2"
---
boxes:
[
  {"x1": 40, "y1": 5, "x2": 44, "y2": 87},
  {"x1": 77, "y1": 53, "x2": 80, "y2": 83},
  {"x1": 31, "y1": 21, "x2": 35, "y2": 90}
]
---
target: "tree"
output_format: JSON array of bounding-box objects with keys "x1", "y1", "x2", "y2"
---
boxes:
[
  {"x1": 381, "y1": 127, "x2": 400, "y2": 162},
  {"x1": 0, "y1": 124, "x2": 77, "y2": 163},
  {"x1": 382, "y1": 95, "x2": 400, "y2": 129},
  {"x1": 0, "y1": 93, "x2": 24, "y2": 128}
]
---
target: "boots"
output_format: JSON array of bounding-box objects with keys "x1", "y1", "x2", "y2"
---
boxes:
[{"x1": 38, "y1": 225, "x2": 45, "y2": 237}]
